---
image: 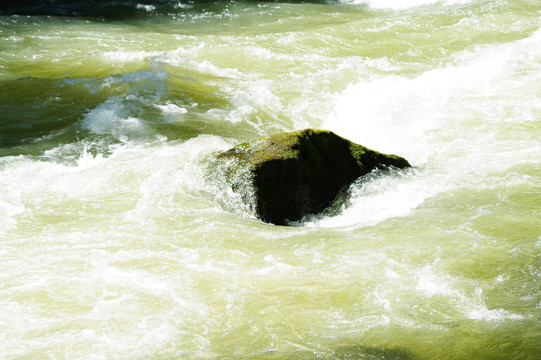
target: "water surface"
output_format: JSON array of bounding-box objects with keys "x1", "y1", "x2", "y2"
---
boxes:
[{"x1": 1, "y1": 0, "x2": 540, "y2": 359}]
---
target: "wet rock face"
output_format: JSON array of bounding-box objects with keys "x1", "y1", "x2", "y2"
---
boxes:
[{"x1": 217, "y1": 129, "x2": 410, "y2": 225}]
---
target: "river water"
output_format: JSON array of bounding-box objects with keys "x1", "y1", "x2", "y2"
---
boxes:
[{"x1": 1, "y1": 0, "x2": 540, "y2": 359}]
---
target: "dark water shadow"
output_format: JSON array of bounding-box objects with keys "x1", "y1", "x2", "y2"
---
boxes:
[
  {"x1": 0, "y1": 67, "x2": 268, "y2": 157},
  {"x1": 0, "y1": 0, "x2": 339, "y2": 19},
  {"x1": 0, "y1": 77, "x2": 111, "y2": 153},
  {"x1": 211, "y1": 344, "x2": 417, "y2": 360}
]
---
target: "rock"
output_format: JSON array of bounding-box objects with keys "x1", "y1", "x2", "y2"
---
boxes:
[{"x1": 217, "y1": 129, "x2": 410, "y2": 225}]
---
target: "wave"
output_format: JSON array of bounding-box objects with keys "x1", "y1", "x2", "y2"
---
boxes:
[
  {"x1": 0, "y1": 0, "x2": 332, "y2": 18},
  {"x1": 339, "y1": 0, "x2": 474, "y2": 10},
  {"x1": 314, "y1": 24, "x2": 541, "y2": 227}
]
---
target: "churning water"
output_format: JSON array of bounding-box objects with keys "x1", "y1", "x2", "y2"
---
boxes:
[{"x1": 1, "y1": 0, "x2": 540, "y2": 359}]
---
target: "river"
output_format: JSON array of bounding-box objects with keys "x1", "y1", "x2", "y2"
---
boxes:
[{"x1": 1, "y1": 0, "x2": 540, "y2": 359}]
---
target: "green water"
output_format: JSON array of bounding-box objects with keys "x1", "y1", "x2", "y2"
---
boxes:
[{"x1": 1, "y1": 0, "x2": 540, "y2": 359}]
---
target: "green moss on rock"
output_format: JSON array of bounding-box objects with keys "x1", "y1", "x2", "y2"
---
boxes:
[{"x1": 217, "y1": 129, "x2": 410, "y2": 225}]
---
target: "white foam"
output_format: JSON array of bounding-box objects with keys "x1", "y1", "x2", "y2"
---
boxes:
[
  {"x1": 174, "y1": 2, "x2": 192, "y2": 9},
  {"x1": 313, "y1": 31, "x2": 541, "y2": 226},
  {"x1": 155, "y1": 103, "x2": 188, "y2": 115},
  {"x1": 326, "y1": 27, "x2": 541, "y2": 164},
  {"x1": 416, "y1": 265, "x2": 457, "y2": 297},
  {"x1": 341, "y1": 0, "x2": 472, "y2": 10},
  {"x1": 305, "y1": 169, "x2": 435, "y2": 228},
  {"x1": 182, "y1": 58, "x2": 245, "y2": 79},
  {"x1": 0, "y1": 189, "x2": 25, "y2": 236},
  {"x1": 102, "y1": 50, "x2": 164, "y2": 62},
  {"x1": 466, "y1": 306, "x2": 524, "y2": 322},
  {"x1": 136, "y1": 3, "x2": 156, "y2": 12},
  {"x1": 82, "y1": 101, "x2": 150, "y2": 143},
  {"x1": 415, "y1": 265, "x2": 525, "y2": 322},
  {"x1": 7, "y1": 36, "x2": 24, "y2": 42},
  {"x1": 154, "y1": 102, "x2": 189, "y2": 124}
]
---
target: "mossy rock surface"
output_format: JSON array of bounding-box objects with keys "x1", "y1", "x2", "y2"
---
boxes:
[{"x1": 217, "y1": 129, "x2": 410, "y2": 225}]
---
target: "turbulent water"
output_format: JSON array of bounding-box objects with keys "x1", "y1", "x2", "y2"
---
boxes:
[{"x1": 1, "y1": 0, "x2": 541, "y2": 359}]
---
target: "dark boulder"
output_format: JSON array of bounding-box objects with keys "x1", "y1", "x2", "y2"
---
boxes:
[{"x1": 217, "y1": 129, "x2": 410, "y2": 225}]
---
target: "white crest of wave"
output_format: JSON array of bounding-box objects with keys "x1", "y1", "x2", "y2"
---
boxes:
[
  {"x1": 102, "y1": 50, "x2": 164, "y2": 62},
  {"x1": 0, "y1": 165, "x2": 25, "y2": 236},
  {"x1": 0, "y1": 133, "x2": 233, "y2": 240},
  {"x1": 136, "y1": 3, "x2": 156, "y2": 12},
  {"x1": 155, "y1": 103, "x2": 188, "y2": 115},
  {"x1": 319, "y1": 27, "x2": 541, "y2": 227},
  {"x1": 305, "y1": 169, "x2": 432, "y2": 228},
  {"x1": 416, "y1": 264, "x2": 525, "y2": 322},
  {"x1": 83, "y1": 101, "x2": 150, "y2": 143},
  {"x1": 327, "y1": 25, "x2": 541, "y2": 159}
]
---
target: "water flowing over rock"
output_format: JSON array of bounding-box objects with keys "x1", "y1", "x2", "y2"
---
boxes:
[{"x1": 217, "y1": 129, "x2": 411, "y2": 225}]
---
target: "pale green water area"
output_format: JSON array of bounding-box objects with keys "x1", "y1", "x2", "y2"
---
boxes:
[{"x1": 1, "y1": 0, "x2": 541, "y2": 358}]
